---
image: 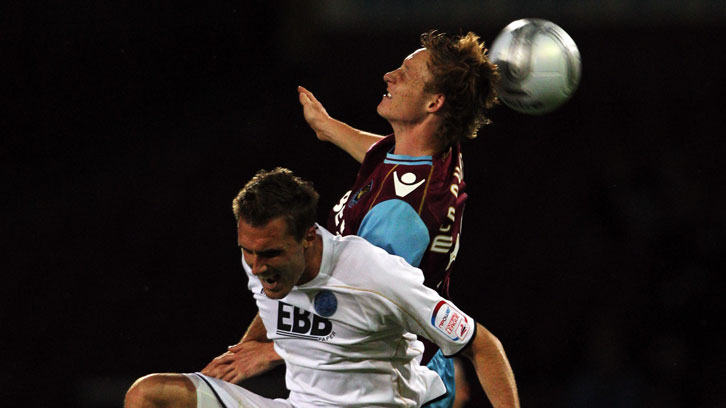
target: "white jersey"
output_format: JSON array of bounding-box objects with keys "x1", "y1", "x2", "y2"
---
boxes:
[{"x1": 244, "y1": 225, "x2": 476, "y2": 407}]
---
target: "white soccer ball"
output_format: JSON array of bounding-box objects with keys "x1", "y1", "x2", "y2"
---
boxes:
[{"x1": 489, "y1": 18, "x2": 582, "y2": 115}]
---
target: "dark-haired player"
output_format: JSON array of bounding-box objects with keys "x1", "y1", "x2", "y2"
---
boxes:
[{"x1": 126, "y1": 168, "x2": 519, "y2": 408}]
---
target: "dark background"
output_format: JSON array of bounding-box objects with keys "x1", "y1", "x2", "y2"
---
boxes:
[{"x1": 5, "y1": 1, "x2": 725, "y2": 407}]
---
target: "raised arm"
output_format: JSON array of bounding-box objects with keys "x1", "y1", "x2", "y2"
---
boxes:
[
  {"x1": 201, "y1": 313, "x2": 283, "y2": 384},
  {"x1": 461, "y1": 323, "x2": 520, "y2": 408},
  {"x1": 298, "y1": 85, "x2": 384, "y2": 163}
]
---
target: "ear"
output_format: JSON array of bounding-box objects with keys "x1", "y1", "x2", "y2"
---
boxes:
[
  {"x1": 426, "y1": 94, "x2": 445, "y2": 113},
  {"x1": 302, "y1": 225, "x2": 317, "y2": 249}
]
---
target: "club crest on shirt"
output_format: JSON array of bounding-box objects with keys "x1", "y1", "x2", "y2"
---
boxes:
[
  {"x1": 430, "y1": 300, "x2": 470, "y2": 341},
  {"x1": 314, "y1": 290, "x2": 338, "y2": 317},
  {"x1": 348, "y1": 181, "x2": 373, "y2": 208}
]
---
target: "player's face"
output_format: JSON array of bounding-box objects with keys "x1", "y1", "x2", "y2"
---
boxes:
[
  {"x1": 237, "y1": 217, "x2": 307, "y2": 299},
  {"x1": 377, "y1": 48, "x2": 436, "y2": 125}
]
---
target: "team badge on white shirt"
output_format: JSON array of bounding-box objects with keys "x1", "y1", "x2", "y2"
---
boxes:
[{"x1": 313, "y1": 290, "x2": 337, "y2": 317}]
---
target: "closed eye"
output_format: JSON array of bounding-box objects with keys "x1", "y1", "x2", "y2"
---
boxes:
[
  {"x1": 257, "y1": 250, "x2": 283, "y2": 258},
  {"x1": 240, "y1": 246, "x2": 283, "y2": 259}
]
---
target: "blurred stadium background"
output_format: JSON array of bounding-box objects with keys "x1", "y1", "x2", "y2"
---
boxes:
[{"x1": 4, "y1": 1, "x2": 725, "y2": 406}]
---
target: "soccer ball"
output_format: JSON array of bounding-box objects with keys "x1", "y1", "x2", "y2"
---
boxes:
[{"x1": 489, "y1": 18, "x2": 582, "y2": 115}]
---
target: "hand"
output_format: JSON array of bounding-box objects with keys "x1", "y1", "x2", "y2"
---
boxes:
[
  {"x1": 298, "y1": 85, "x2": 333, "y2": 142},
  {"x1": 297, "y1": 85, "x2": 382, "y2": 162},
  {"x1": 201, "y1": 341, "x2": 282, "y2": 384}
]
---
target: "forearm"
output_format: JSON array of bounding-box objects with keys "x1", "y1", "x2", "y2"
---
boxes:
[
  {"x1": 298, "y1": 85, "x2": 384, "y2": 162},
  {"x1": 464, "y1": 323, "x2": 520, "y2": 408},
  {"x1": 240, "y1": 312, "x2": 269, "y2": 343},
  {"x1": 240, "y1": 313, "x2": 283, "y2": 366},
  {"x1": 320, "y1": 118, "x2": 384, "y2": 163}
]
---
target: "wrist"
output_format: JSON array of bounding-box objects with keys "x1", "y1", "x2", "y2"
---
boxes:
[{"x1": 262, "y1": 340, "x2": 283, "y2": 364}]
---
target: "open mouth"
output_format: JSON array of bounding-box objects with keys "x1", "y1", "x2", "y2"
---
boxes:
[
  {"x1": 260, "y1": 274, "x2": 280, "y2": 289},
  {"x1": 384, "y1": 92, "x2": 392, "y2": 99}
]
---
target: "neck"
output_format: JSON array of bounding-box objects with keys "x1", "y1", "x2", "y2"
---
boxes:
[
  {"x1": 298, "y1": 233, "x2": 323, "y2": 285},
  {"x1": 390, "y1": 117, "x2": 442, "y2": 157}
]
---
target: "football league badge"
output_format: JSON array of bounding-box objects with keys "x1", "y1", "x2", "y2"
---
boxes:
[{"x1": 431, "y1": 300, "x2": 470, "y2": 341}]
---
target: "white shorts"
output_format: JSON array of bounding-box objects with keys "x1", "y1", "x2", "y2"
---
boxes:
[{"x1": 184, "y1": 373, "x2": 294, "y2": 408}]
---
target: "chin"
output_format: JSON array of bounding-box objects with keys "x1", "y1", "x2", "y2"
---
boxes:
[
  {"x1": 376, "y1": 106, "x2": 390, "y2": 120},
  {"x1": 264, "y1": 289, "x2": 290, "y2": 299}
]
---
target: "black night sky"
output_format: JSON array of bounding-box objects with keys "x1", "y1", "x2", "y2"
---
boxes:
[{"x1": 5, "y1": 2, "x2": 725, "y2": 407}]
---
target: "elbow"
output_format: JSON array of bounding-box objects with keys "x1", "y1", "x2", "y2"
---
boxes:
[
  {"x1": 486, "y1": 328, "x2": 504, "y2": 351},
  {"x1": 465, "y1": 322, "x2": 505, "y2": 360}
]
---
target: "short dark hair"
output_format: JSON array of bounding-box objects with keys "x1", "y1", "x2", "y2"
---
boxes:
[
  {"x1": 232, "y1": 167, "x2": 319, "y2": 241},
  {"x1": 421, "y1": 30, "x2": 500, "y2": 150}
]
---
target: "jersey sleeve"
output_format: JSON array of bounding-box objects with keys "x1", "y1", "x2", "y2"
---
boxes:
[
  {"x1": 361, "y1": 254, "x2": 477, "y2": 357},
  {"x1": 357, "y1": 199, "x2": 430, "y2": 267}
]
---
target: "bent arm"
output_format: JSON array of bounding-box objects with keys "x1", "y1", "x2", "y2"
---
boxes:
[
  {"x1": 201, "y1": 313, "x2": 283, "y2": 383},
  {"x1": 241, "y1": 312, "x2": 272, "y2": 343},
  {"x1": 461, "y1": 323, "x2": 520, "y2": 408},
  {"x1": 239, "y1": 312, "x2": 283, "y2": 366},
  {"x1": 318, "y1": 119, "x2": 384, "y2": 163},
  {"x1": 298, "y1": 85, "x2": 384, "y2": 163}
]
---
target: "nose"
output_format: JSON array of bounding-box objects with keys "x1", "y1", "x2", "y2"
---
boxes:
[
  {"x1": 247, "y1": 255, "x2": 268, "y2": 276},
  {"x1": 383, "y1": 70, "x2": 396, "y2": 84}
]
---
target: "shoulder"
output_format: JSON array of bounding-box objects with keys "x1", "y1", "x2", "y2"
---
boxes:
[
  {"x1": 329, "y1": 233, "x2": 426, "y2": 289},
  {"x1": 365, "y1": 134, "x2": 396, "y2": 155},
  {"x1": 358, "y1": 200, "x2": 429, "y2": 266},
  {"x1": 359, "y1": 134, "x2": 396, "y2": 167}
]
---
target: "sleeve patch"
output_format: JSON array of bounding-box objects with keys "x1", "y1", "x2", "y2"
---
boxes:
[{"x1": 431, "y1": 300, "x2": 471, "y2": 341}]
